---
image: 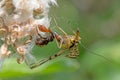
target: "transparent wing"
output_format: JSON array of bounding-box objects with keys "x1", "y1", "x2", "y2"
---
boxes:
[
  {"x1": 66, "y1": 44, "x2": 79, "y2": 58},
  {"x1": 24, "y1": 53, "x2": 37, "y2": 68}
]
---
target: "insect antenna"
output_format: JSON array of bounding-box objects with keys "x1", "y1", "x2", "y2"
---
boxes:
[{"x1": 80, "y1": 42, "x2": 113, "y2": 64}]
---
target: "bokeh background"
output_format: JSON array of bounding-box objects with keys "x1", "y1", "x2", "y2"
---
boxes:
[{"x1": 1, "y1": 0, "x2": 120, "y2": 80}]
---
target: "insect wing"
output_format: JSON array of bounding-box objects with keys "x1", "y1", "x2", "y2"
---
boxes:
[{"x1": 24, "y1": 53, "x2": 37, "y2": 68}]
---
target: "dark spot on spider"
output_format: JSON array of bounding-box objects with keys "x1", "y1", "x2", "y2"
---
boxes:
[{"x1": 54, "y1": 54, "x2": 58, "y2": 57}]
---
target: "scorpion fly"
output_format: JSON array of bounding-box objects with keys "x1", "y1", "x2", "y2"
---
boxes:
[{"x1": 29, "y1": 19, "x2": 81, "y2": 69}]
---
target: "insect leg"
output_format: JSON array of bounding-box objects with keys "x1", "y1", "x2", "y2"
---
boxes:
[
  {"x1": 53, "y1": 32, "x2": 63, "y2": 49},
  {"x1": 54, "y1": 36, "x2": 63, "y2": 49},
  {"x1": 59, "y1": 38, "x2": 63, "y2": 48},
  {"x1": 54, "y1": 37, "x2": 60, "y2": 48}
]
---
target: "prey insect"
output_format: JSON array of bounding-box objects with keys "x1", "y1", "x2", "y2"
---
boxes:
[
  {"x1": 35, "y1": 25, "x2": 54, "y2": 46},
  {"x1": 30, "y1": 19, "x2": 81, "y2": 69}
]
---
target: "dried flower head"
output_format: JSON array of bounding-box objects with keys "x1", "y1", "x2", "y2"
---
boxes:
[{"x1": 0, "y1": 0, "x2": 57, "y2": 69}]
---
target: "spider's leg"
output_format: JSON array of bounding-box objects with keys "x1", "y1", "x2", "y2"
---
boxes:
[
  {"x1": 53, "y1": 18, "x2": 67, "y2": 36},
  {"x1": 53, "y1": 32, "x2": 63, "y2": 49},
  {"x1": 30, "y1": 49, "x2": 67, "y2": 69}
]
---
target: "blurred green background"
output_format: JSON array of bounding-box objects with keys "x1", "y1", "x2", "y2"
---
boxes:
[{"x1": 1, "y1": 0, "x2": 120, "y2": 80}]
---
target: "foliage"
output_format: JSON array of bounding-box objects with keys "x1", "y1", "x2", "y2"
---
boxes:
[{"x1": 1, "y1": 0, "x2": 120, "y2": 80}]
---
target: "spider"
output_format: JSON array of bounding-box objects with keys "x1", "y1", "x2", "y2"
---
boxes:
[{"x1": 29, "y1": 19, "x2": 81, "y2": 69}]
